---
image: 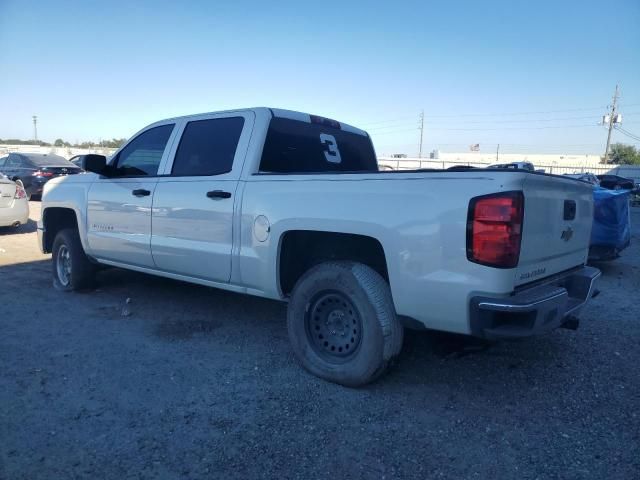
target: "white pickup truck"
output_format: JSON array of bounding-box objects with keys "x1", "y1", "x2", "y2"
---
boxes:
[{"x1": 39, "y1": 107, "x2": 600, "y2": 386}]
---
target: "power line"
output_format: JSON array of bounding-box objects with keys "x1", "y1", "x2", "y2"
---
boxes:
[
  {"x1": 415, "y1": 123, "x2": 603, "y2": 132},
  {"x1": 369, "y1": 123, "x2": 602, "y2": 135},
  {"x1": 371, "y1": 127, "x2": 420, "y2": 136},
  {"x1": 363, "y1": 113, "x2": 640, "y2": 131},
  {"x1": 358, "y1": 116, "x2": 416, "y2": 127},
  {"x1": 443, "y1": 114, "x2": 603, "y2": 124},
  {"x1": 614, "y1": 125, "x2": 640, "y2": 142},
  {"x1": 423, "y1": 105, "x2": 607, "y2": 118},
  {"x1": 413, "y1": 143, "x2": 606, "y2": 147},
  {"x1": 358, "y1": 105, "x2": 610, "y2": 127}
]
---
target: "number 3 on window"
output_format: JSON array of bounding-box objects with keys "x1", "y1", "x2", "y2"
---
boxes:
[{"x1": 320, "y1": 133, "x2": 342, "y2": 164}]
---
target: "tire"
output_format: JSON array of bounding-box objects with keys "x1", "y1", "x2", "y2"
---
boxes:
[
  {"x1": 287, "y1": 261, "x2": 403, "y2": 387},
  {"x1": 52, "y1": 228, "x2": 96, "y2": 291}
]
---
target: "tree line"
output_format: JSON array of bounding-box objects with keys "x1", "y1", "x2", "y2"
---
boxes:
[
  {"x1": 0, "y1": 138, "x2": 127, "y2": 148},
  {"x1": 608, "y1": 143, "x2": 640, "y2": 165}
]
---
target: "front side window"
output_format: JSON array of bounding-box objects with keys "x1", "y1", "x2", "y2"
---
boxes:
[
  {"x1": 112, "y1": 124, "x2": 174, "y2": 177},
  {"x1": 171, "y1": 117, "x2": 245, "y2": 176},
  {"x1": 0, "y1": 156, "x2": 7, "y2": 167}
]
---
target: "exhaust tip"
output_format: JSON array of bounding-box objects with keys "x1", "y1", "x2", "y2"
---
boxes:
[{"x1": 11, "y1": 221, "x2": 21, "y2": 228}]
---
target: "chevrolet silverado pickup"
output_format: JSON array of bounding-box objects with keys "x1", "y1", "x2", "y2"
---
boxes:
[{"x1": 38, "y1": 107, "x2": 600, "y2": 386}]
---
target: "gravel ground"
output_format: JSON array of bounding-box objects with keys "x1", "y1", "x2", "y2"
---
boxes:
[{"x1": 1, "y1": 202, "x2": 639, "y2": 480}]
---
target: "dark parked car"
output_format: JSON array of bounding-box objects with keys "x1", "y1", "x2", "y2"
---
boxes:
[
  {"x1": 596, "y1": 174, "x2": 635, "y2": 191},
  {"x1": 68, "y1": 155, "x2": 82, "y2": 167},
  {"x1": 68, "y1": 155, "x2": 90, "y2": 169},
  {"x1": 0, "y1": 153, "x2": 81, "y2": 199}
]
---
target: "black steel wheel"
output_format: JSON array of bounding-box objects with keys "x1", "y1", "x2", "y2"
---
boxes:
[
  {"x1": 288, "y1": 261, "x2": 403, "y2": 387},
  {"x1": 305, "y1": 291, "x2": 362, "y2": 361}
]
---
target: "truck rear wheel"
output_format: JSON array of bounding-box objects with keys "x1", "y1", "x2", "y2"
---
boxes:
[
  {"x1": 287, "y1": 261, "x2": 403, "y2": 387},
  {"x1": 52, "y1": 228, "x2": 96, "y2": 291}
]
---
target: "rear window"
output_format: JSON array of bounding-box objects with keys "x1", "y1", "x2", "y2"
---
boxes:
[
  {"x1": 259, "y1": 117, "x2": 378, "y2": 173},
  {"x1": 25, "y1": 155, "x2": 73, "y2": 167}
]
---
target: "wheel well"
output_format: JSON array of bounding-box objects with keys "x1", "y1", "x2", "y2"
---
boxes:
[
  {"x1": 279, "y1": 230, "x2": 389, "y2": 296},
  {"x1": 42, "y1": 208, "x2": 78, "y2": 253}
]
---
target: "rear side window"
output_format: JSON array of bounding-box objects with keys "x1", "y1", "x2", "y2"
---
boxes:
[
  {"x1": 171, "y1": 117, "x2": 245, "y2": 176},
  {"x1": 113, "y1": 124, "x2": 174, "y2": 177},
  {"x1": 7, "y1": 155, "x2": 22, "y2": 167},
  {"x1": 259, "y1": 118, "x2": 378, "y2": 173}
]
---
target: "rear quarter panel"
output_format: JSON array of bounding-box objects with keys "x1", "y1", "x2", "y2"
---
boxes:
[{"x1": 239, "y1": 171, "x2": 530, "y2": 334}]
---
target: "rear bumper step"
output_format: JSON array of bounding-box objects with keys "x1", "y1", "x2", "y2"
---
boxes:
[{"x1": 470, "y1": 266, "x2": 601, "y2": 340}]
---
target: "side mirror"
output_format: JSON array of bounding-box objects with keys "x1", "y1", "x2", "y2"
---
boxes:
[{"x1": 82, "y1": 154, "x2": 108, "y2": 175}]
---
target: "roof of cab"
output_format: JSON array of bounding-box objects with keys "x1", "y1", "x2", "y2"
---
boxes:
[{"x1": 154, "y1": 107, "x2": 368, "y2": 137}]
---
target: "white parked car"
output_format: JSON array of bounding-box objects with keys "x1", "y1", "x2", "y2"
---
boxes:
[
  {"x1": 38, "y1": 107, "x2": 600, "y2": 386},
  {"x1": 0, "y1": 174, "x2": 29, "y2": 228}
]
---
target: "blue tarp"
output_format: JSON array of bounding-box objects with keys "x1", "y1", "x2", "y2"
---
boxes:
[{"x1": 591, "y1": 187, "x2": 631, "y2": 248}]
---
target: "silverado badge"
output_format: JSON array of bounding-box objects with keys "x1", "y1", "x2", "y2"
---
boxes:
[{"x1": 561, "y1": 226, "x2": 573, "y2": 242}]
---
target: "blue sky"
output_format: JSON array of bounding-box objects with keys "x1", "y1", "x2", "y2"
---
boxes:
[{"x1": 1, "y1": 0, "x2": 638, "y2": 155}]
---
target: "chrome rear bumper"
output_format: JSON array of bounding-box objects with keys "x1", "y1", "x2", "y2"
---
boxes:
[{"x1": 470, "y1": 266, "x2": 601, "y2": 339}]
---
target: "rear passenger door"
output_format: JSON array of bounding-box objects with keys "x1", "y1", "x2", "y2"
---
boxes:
[{"x1": 151, "y1": 111, "x2": 254, "y2": 282}]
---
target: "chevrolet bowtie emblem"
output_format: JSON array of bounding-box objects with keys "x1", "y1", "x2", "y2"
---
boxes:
[{"x1": 561, "y1": 226, "x2": 573, "y2": 242}]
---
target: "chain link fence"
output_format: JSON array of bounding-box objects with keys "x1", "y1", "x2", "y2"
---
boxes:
[{"x1": 378, "y1": 157, "x2": 640, "y2": 183}]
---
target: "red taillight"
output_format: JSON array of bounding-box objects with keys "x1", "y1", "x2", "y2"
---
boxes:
[
  {"x1": 467, "y1": 191, "x2": 524, "y2": 268},
  {"x1": 33, "y1": 170, "x2": 54, "y2": 177},
  {"x1": 14, "y1": 185, "x2": 27, "y2": 199}
]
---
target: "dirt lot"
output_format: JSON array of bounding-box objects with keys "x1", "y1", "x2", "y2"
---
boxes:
[{"x1": 1, "y1": 202, "x2": 639, "y2": 479}]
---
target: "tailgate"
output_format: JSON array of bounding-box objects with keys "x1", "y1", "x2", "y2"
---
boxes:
[
  {"x1": 515, "y1": 175, "x2": 593, "y2": 286},
  {"x1": 0, "y1": 180, "x2": 16, "y2": 208}
]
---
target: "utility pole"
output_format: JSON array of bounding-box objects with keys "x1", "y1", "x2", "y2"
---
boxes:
[
  {"x1": 603, "y1": 85, "x2": 619, "y2": 163},
  {"x1": 32, "y1": 115, "x2": 38, "y2": 142},
  {"x1": 418, "y1": 110, "x2": 424, "y2": 158},
  {"x1": 496, "y1": 143, "x2": 500, "y2": 162}
]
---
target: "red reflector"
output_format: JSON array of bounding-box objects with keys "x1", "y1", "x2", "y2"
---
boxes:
[{"x1": 467, "y1": 192, "x2": 524, "y2": 268}]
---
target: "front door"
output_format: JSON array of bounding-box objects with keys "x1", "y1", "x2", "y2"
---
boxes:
[
  {"x1": 151, "y1": 112, "x2": 253, "y2": 282},
  {"x1": 86, "y1": 123, "x2": 176, "y2": 268}
]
